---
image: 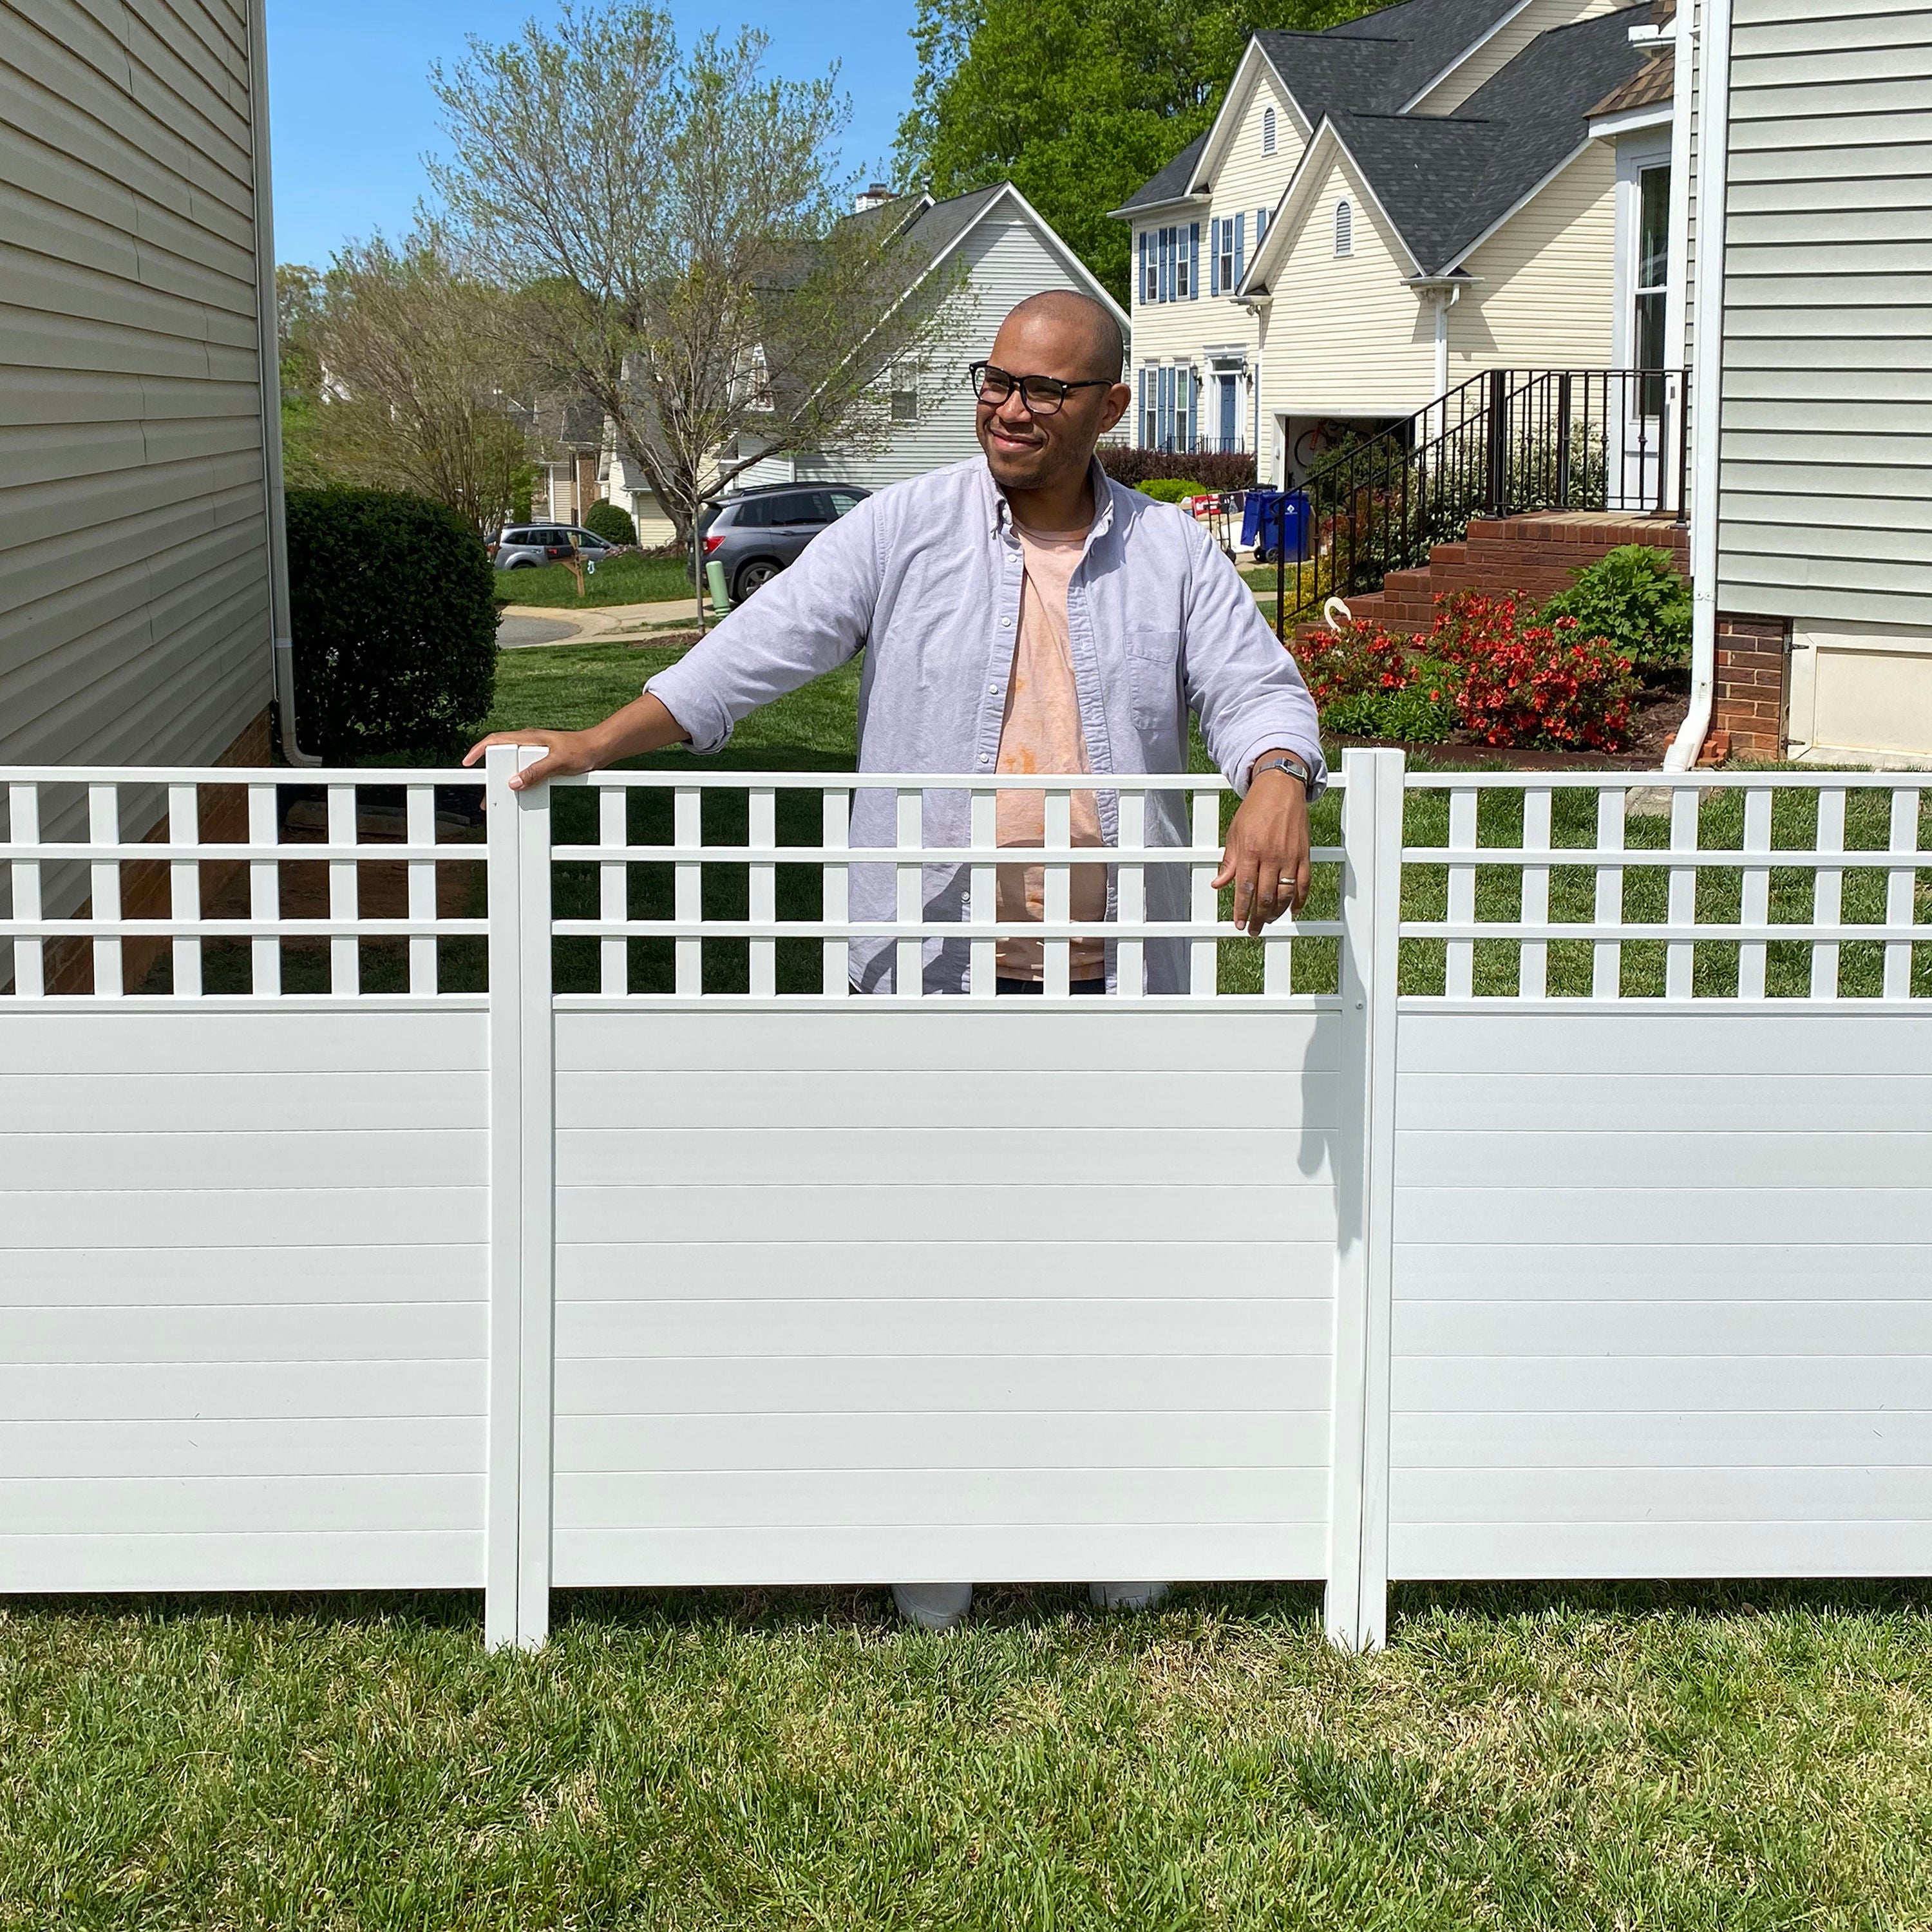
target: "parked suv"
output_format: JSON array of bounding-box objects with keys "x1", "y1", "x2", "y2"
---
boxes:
[
  {"x1": 488, "y1": 524, "x2": 620, "y2": 569},
  {"x1": 699, "y1": 484, "x2": 869, "y2": 601}
]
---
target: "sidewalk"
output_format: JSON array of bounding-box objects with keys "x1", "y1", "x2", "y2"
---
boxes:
[{"x1": 497, "y1": 596, "x2": 708, "y2": 647}]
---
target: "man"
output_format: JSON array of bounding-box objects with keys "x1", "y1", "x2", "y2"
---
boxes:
[{"x1": 467, "y1": 290, "x2": 1325, "y2": 1625}]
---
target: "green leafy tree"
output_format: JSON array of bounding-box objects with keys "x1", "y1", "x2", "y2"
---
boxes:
[{"x1": 896, "y1": 0, "x2": 1379, "y2": 301}]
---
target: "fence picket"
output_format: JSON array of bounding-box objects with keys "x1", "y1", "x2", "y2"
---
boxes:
[
  {"x1": 749, "y1": 787, "x2": 776, "y2": 998},
  {"x1": 1666, "y1": 785, "x2": 1698, "y2": 999},
  {"x1": 89, "y1": 784, "x2": 121, "y2": 997},
  {"x1": 408, "y1": 785, "x2": 439, "y2": 996},
  {"x1": 1116, "y1": 788, "x2": 1144, "y2": 998},
  {"x1": 1043, "y1": 787, "x2": 1072, "y2": 997},
  {"x1": 1519, "y1": 786, "x2": 1549, "y2": 998},
  {"x1": 328, "y1": 784, "x2": 357, "y2": 997},
  {"x1": 824, "y1": 788, "x2": 851, "y2": 998},
  {"x1": 674, "y1": 786, "x2": 701, "y2": 996},
  {"x1": 168, "y1": 784, "x2": 200, "y2": 998},
  {"x1": 1738, "y1": 786, "x2": 1771, "y2": 999},
  {"x1": 1810, "y1": 788, "x2": 1844, "y2": 1001},
  {"x1": 598, "y1": 784, "x2": 626, "y2": 997},
  {"x1": 8, "y1": 782, "x2": 43, "y2": 998},
  {"x1": 1886, "y1": 786, "x2": 1920, "y2": 1001},
  {"x1": 1592, "y1": 788, "x2": 1624, "y2": 1000},
  {"x1": 1191, "y1": 789, "x2": 1218, "y2": 998},
  {"x1": 1446, "y1": 788, "x2": 1477, "y2": 999},
  {"x1": 896, "y1": 788, "x2": 923, "y2": 999}
]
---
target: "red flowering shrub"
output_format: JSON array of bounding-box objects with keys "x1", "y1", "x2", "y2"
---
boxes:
[
  {"x1": 1431, "y1": 591, "x2": 1636, "y2": 750},
  {"x1": 1296, "y1": 589, "x2": 1637, "y2": 752}
]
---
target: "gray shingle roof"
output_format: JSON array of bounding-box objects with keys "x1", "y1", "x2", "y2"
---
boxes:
[
  {"x1": 1112, "y1": 134, "x2": 1211, "y2": 215},
  {"x1": 1329, "y1": 6, "x2": 1648, "y2": 272}
]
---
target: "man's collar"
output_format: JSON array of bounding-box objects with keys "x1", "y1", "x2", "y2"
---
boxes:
[{"x1": 985, "y1": 454, "x2": 1117, "y2": 540}]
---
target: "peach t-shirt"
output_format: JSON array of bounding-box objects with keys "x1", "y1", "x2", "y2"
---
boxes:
[{"x1": 996, "y1": 519, "x2": 1107, "y2": 981}]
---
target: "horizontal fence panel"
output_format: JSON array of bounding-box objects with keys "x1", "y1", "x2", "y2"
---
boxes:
[
  {"x1": 0, "y1": 1473, "x2": 484, "y2": 1537},
  {"x1": 0, "y1": 1009, "x2": 489, "y2": 1074},
  {"x1": 553, "y1": 1468, "x2": 1327, "y2": 1534},
  {"x1": 1397, "y1": 1070, "x2": 1932, "y2": 1133},
  {"x1": 551, "y1": 1521, "x2": 1323, "y2": 1589},
  {"x1": 1394, "y1": 1130, "x2": 1932, "y2": 1190},
  {"x1": 554, "y1": 1009, "x2": 1343, "y2": 1074},
  {"x1": 1390, "y1": 1356, "x2": 1932, "y2": 1414},
  {"x1": 1396, "y1": 1186, "x2": 1932, "y2": 1246},
  {"x1": 0, "y1": 1360, "x2": 486, "y2": 1421},
  {"x1": 0, "y1": 1129, "x2": 489, "y2": 1192},
  {"x1": 557, "y1": 1068, "x2": 1344, "y2": 1132},
  {"x1": 1394, "y1": 1409, "x2": 1932, "y2": 1470},
  {"x1": 557, "y1": 1353, "x2": 1329, "y2": 1418},
  {"x1": 1392, "y1": 1241, "x2": 1932, "y2": 1303},
  {"x1": 1397, "y1": 1011, "x2": 1932, "y2": 1074},
  {"x1": 556, "y1": 1410, "x2": 1330, "y2": 1475},
  {"x1": 3, "y1": 1186, "x2": 488, "y2": 1249},
  {"x1": 555, "y1": 1128, "x2": 1329, "y2": 1191},
  {"x1": 1394, "y1": 1300, "x2": 1932, "y2": 1358},
  {"x1": 556, "y1": 1239, "x2": 1340, "y2": 1303},
  {"x1": 1, "y1": 1304, "x2": 488, "y2": 1366},
  {"x1": 0, "y1": 1530, "x2": 484, "y2": 1593},
  {"x1": 1389, "y1": 1520, "x2": 1932, "y2": 1580},
  {"x1": 1392, "y1": 1466, "x2": 1932, "y2": 1526},
  {"x1": 1, "y1": 1245, "x2": 488, "y2": 1307},
  {"x1": 0, "y1": 1416, "x2": 487, "y2": 1479},
  {"x1": 0, "y1": 1070, "x2": 489, "y2": 1132},
  {"x1": 556, "y1": 1297, "x2": 1331, "y2": 1361},
  {"x1": 558, "y1": 1184, "x2": 1341, "y2": 1247}
]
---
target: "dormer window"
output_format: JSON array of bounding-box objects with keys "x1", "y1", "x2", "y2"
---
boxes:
[
  {"x1": 1262, "y1": 107, "x2": 1277, "y2": 155},
  {"x1": 1334, "y1": 198, "x2": 1353, "y2": 258}
]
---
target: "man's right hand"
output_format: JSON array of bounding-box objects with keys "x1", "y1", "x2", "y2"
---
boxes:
[{"x1": 461, "y1": 728, "x2": 598, "y2": 791}]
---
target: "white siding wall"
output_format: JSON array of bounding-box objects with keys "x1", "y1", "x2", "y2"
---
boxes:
[
  {"x1": 1717, "y1": 0, "x2": 1932, "y2": 627},
  {"x1": 0, "y1": 0, "x2": 274, "y2": 771},
  {"x1": 796, "y1": 211, "x2": 1119, "y2": 489},
  {"x1": 1451, "y1": 142, "x2": 1618, "y2": 374},
  {"x1": 1412, "y1": 0, "x2": 1630, "y2": 113},
  {"x1": 1260, "y1": 155, "x2": 1437, "y2": 419}
]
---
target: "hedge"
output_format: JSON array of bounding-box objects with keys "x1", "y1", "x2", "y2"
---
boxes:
[
  {"x1": 1098, "y1": 446, "x2": 1257, "y2": 492},
  {"x1": 286, "y1": 488, "x2": 498, "y2": 762},
  {"x1": 580, "y1": 498, "x2": 638, "y2": 546}
]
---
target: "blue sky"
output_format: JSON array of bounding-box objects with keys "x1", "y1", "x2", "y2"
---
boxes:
[{"x1": 267, "y1": 0, "x2": 920, "y2": 269}]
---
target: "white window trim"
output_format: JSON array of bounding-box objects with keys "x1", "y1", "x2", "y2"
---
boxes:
[{"x1": 1611, "y1": 132, "x2": 1672, "y2": 370}]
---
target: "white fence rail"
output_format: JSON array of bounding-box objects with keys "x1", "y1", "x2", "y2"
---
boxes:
[{"x1": 3, "y1": 750, "x2": 1928, "y2": 1650}]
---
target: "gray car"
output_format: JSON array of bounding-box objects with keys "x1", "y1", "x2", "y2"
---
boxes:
[
  {"x1": 699, "y1": 484, "x2": 869, "y2": 602},
  {"x1": 488, "y1": 524, "x2": 620, "y2": 570}
]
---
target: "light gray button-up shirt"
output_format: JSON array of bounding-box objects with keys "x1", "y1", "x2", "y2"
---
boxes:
[{"x1": 647, "y1": 456, "x2": 1325, "y2": 993}]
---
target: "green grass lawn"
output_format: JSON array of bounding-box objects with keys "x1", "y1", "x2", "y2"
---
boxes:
[
  {"x1": 497, "y1": 551, "x2": 696, "y2": 609},
  {"x1": 6, "y1": 1581, "x2": 1931, "y2": 1928}
]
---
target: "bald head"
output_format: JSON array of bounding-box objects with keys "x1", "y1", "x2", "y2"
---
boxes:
[{"x1": 999, "y1": 289, "x2": 1125, "y2": 383}]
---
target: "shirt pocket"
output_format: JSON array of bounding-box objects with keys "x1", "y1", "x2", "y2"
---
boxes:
[{"x1": 1124, "y1": 626, "x2": 1182, "y2": 730}]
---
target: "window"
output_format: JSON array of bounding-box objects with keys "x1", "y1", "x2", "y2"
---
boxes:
[
  {"x1": 1141, "y1": 230, "x2": 1155, "y2": 303},
  {"x1": 1141, "y1": 368, "x2": 1157, "y2": 447},
  {"x1": 1334, "y1": 198, "x2": 1353, "y2": 258},
  {"x1": 1262, "y1": 106, "x2": 1276, "y2": 155},
  {"x1": 828, "y1": 491, "x2": 863, "y2": 516},
  {"x1": 1634, "y1": 163, "x2": 1670, "y2": 413},
  {"x1": 1177, "y1": 234, "x2": 1190, "y2": 299},
  {"x1": 1217, "y1": 219, "x2": 1234, "y2": 294},
  {"x1": 889, "y1": 366, "x2": 918, "y2": 422}
]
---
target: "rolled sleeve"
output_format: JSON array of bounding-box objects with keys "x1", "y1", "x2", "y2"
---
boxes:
[
  {"x1": 1179, "y1": 523, "x2": 1327, "y2": 798},
  {"x1": 645, "y1": 502, "x2": 881, "y2": 754}
]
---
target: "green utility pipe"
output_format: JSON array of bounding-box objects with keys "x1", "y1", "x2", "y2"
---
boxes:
[{"x1": 705, "y1": 559, "x2": 732, "y2": 617}]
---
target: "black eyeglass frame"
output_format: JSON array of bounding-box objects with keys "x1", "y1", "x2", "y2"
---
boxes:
[{"x1": 969, "y1": 361, "x2": 1116, "y2": 416}]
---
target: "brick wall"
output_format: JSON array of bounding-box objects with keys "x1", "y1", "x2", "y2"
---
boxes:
[
  {"x1": 1316, "y1": 511, "x2": 1690, "y2": 637},
  {"x1": 1709, "y1": 612, "x2": 1789, "y2": 762}
]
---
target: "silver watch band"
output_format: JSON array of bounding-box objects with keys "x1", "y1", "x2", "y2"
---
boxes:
[{"x1": 1253, "y1": 755, "x2": 1310, "y2": 791}]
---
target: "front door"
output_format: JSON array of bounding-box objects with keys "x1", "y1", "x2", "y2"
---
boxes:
[{"x1": 1218, "y1": 375, "x2": 1238, "y2": 451}]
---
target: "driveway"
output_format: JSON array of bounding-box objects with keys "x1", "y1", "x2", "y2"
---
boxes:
[{"x1": 497, "y1": 615, "x2": 581, "y2": 649}]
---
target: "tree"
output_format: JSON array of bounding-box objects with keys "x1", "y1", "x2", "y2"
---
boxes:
[
  {"x1": 275, "y1": 263, "x2": 333, "y2": 489},
  {"x1": 896, "y1": 0, "x2": 1377, "y2": 303},
  {"x1": 428, "y1": 3, "x2": 964, "y2": 561},
  {"x1": 305, "y1": 230, "x2": 535, "y2": 533}
]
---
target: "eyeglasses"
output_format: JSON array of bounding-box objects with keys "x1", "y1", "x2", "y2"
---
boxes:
[{"x1": 970, "y1": 361, "x2": 1113, "y2": 415}]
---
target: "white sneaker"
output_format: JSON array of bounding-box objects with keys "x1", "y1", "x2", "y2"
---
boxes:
[
  {"x1": 892, "y1": 1582, "x2": 974, "y2": 1631},
  {"x1": 1089, "y1": 1582, "x2": 1171, "y2": 1611}
]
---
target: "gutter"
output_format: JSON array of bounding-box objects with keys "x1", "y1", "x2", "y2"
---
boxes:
[
  {"x1": 248, "y1": 0, "x2": 319, "y2": 768},
  {"x1": 1665, "y1": 0, "x2": 1731, "y2": 773}
]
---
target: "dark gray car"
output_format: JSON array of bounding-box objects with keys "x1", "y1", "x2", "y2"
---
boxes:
[
  {"x1": 699, "y1": 485, "x2": 869, "y2": 602},
  {"x1": 488, "y1": 524, "x2": 619, "y2": 570}
]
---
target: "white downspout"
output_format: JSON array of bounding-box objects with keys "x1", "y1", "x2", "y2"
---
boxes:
[
  {"x1": 1433, "y1": 289, "x2": 1450, "y2": 407},
  {"x1": 248, "y1": 0, "x2": 319, "y2": 767},
  {"x1": 1664, "y1": 0, "x2": 1732, "y2": 772}
]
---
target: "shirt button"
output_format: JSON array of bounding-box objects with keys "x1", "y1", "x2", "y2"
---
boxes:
[
  {"x1": 1001, "y1": 617, "x2": 1012, "y2": 627},
  {"x1": 988, "y1": 683, "x2": 999, "y2": 694},
  {"x1": 978, "y1": 753, "x2": 991, "y2": 764}
]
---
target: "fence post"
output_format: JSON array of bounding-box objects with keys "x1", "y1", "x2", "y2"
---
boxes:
[
  {"x1": 1484, "y1": 366, "x2": 1509, "y2": 518},
  {"x1": 484, "y1": 747, "x2": 556, "y2": 1650},
  {"x1": 1328, "y1": 748, "x2": 1403, "y2": 1653},
  {"x1": 1555, "y1": 372, "x2": 1573, "y2": 507}
]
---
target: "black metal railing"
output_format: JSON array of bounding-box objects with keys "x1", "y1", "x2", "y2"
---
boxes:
[{"x1": 1269, "y1": 366, "x2": 1688, "y2": 634}]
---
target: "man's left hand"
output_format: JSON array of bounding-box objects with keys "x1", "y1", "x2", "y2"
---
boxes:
[{"x1": 1213, "y1": 759, "x2": 1312, "y2": 935}]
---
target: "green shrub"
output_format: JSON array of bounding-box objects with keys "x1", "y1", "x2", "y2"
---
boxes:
[
  {"x1": 1321, "y1": 656, "x2": 1459, "y2": 743},
  {"x1": 1100, "y1": 446, "x2": 1256, "y2": 491},
  {"x1": 286, "y1": 487, "x2": 498, "y2": 762},
  {"x1": 1539, "y1": 544, "x2": 1690, "y2": 670},
  {"x1": 1135, "y1": 477, "x2": 1209, "y2": 504},
  {"x1": 580, "y1": 498, "x2": 638, "y2": 545}
]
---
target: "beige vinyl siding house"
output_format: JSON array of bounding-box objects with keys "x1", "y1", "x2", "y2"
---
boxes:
[
  {"x1": 1701, "y1": 0, "x2": 1932, "y2": 760},
  {"x1": 1450, "y1": 144, "x2": 1618, "y2": 374},
  {"x1": 1, "y1": 0, "x2": 281, "y2": 779},
  {"x1": 1264, "y1": 154, "x2": 1437, "y2": 418}
]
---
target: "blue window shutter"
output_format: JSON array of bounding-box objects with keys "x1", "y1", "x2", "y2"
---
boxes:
[
  {"x1": 1189, "y1": 222, "x2": 1200, "y2": 301},
  {"x1": 1139, "y1": 229, "x2": 1148, "y2": 303},
  {"x1": 1256, "y1": 207, "x2": 1268, "y2": 244},
  {"x1": 1209, "y1": 217, "x2": 1220, "y2": 296},
  {"x1": 1235, "y1": 212, "x2": 1245, "y2": 283}
]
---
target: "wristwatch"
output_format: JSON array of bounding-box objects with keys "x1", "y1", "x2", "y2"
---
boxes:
[{"x1": 1253, "y1": 754, "x2": 1311, "y2": 792}]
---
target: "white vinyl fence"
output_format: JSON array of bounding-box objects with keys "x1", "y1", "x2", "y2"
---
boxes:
[{"x1": 3, "y1": 749, "x2": 1928, "y2": 1651}]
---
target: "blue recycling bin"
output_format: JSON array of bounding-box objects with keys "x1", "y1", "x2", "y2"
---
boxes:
[{"x1": 1239, "y1": 489, "x2": 1311, "y2": 563}]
